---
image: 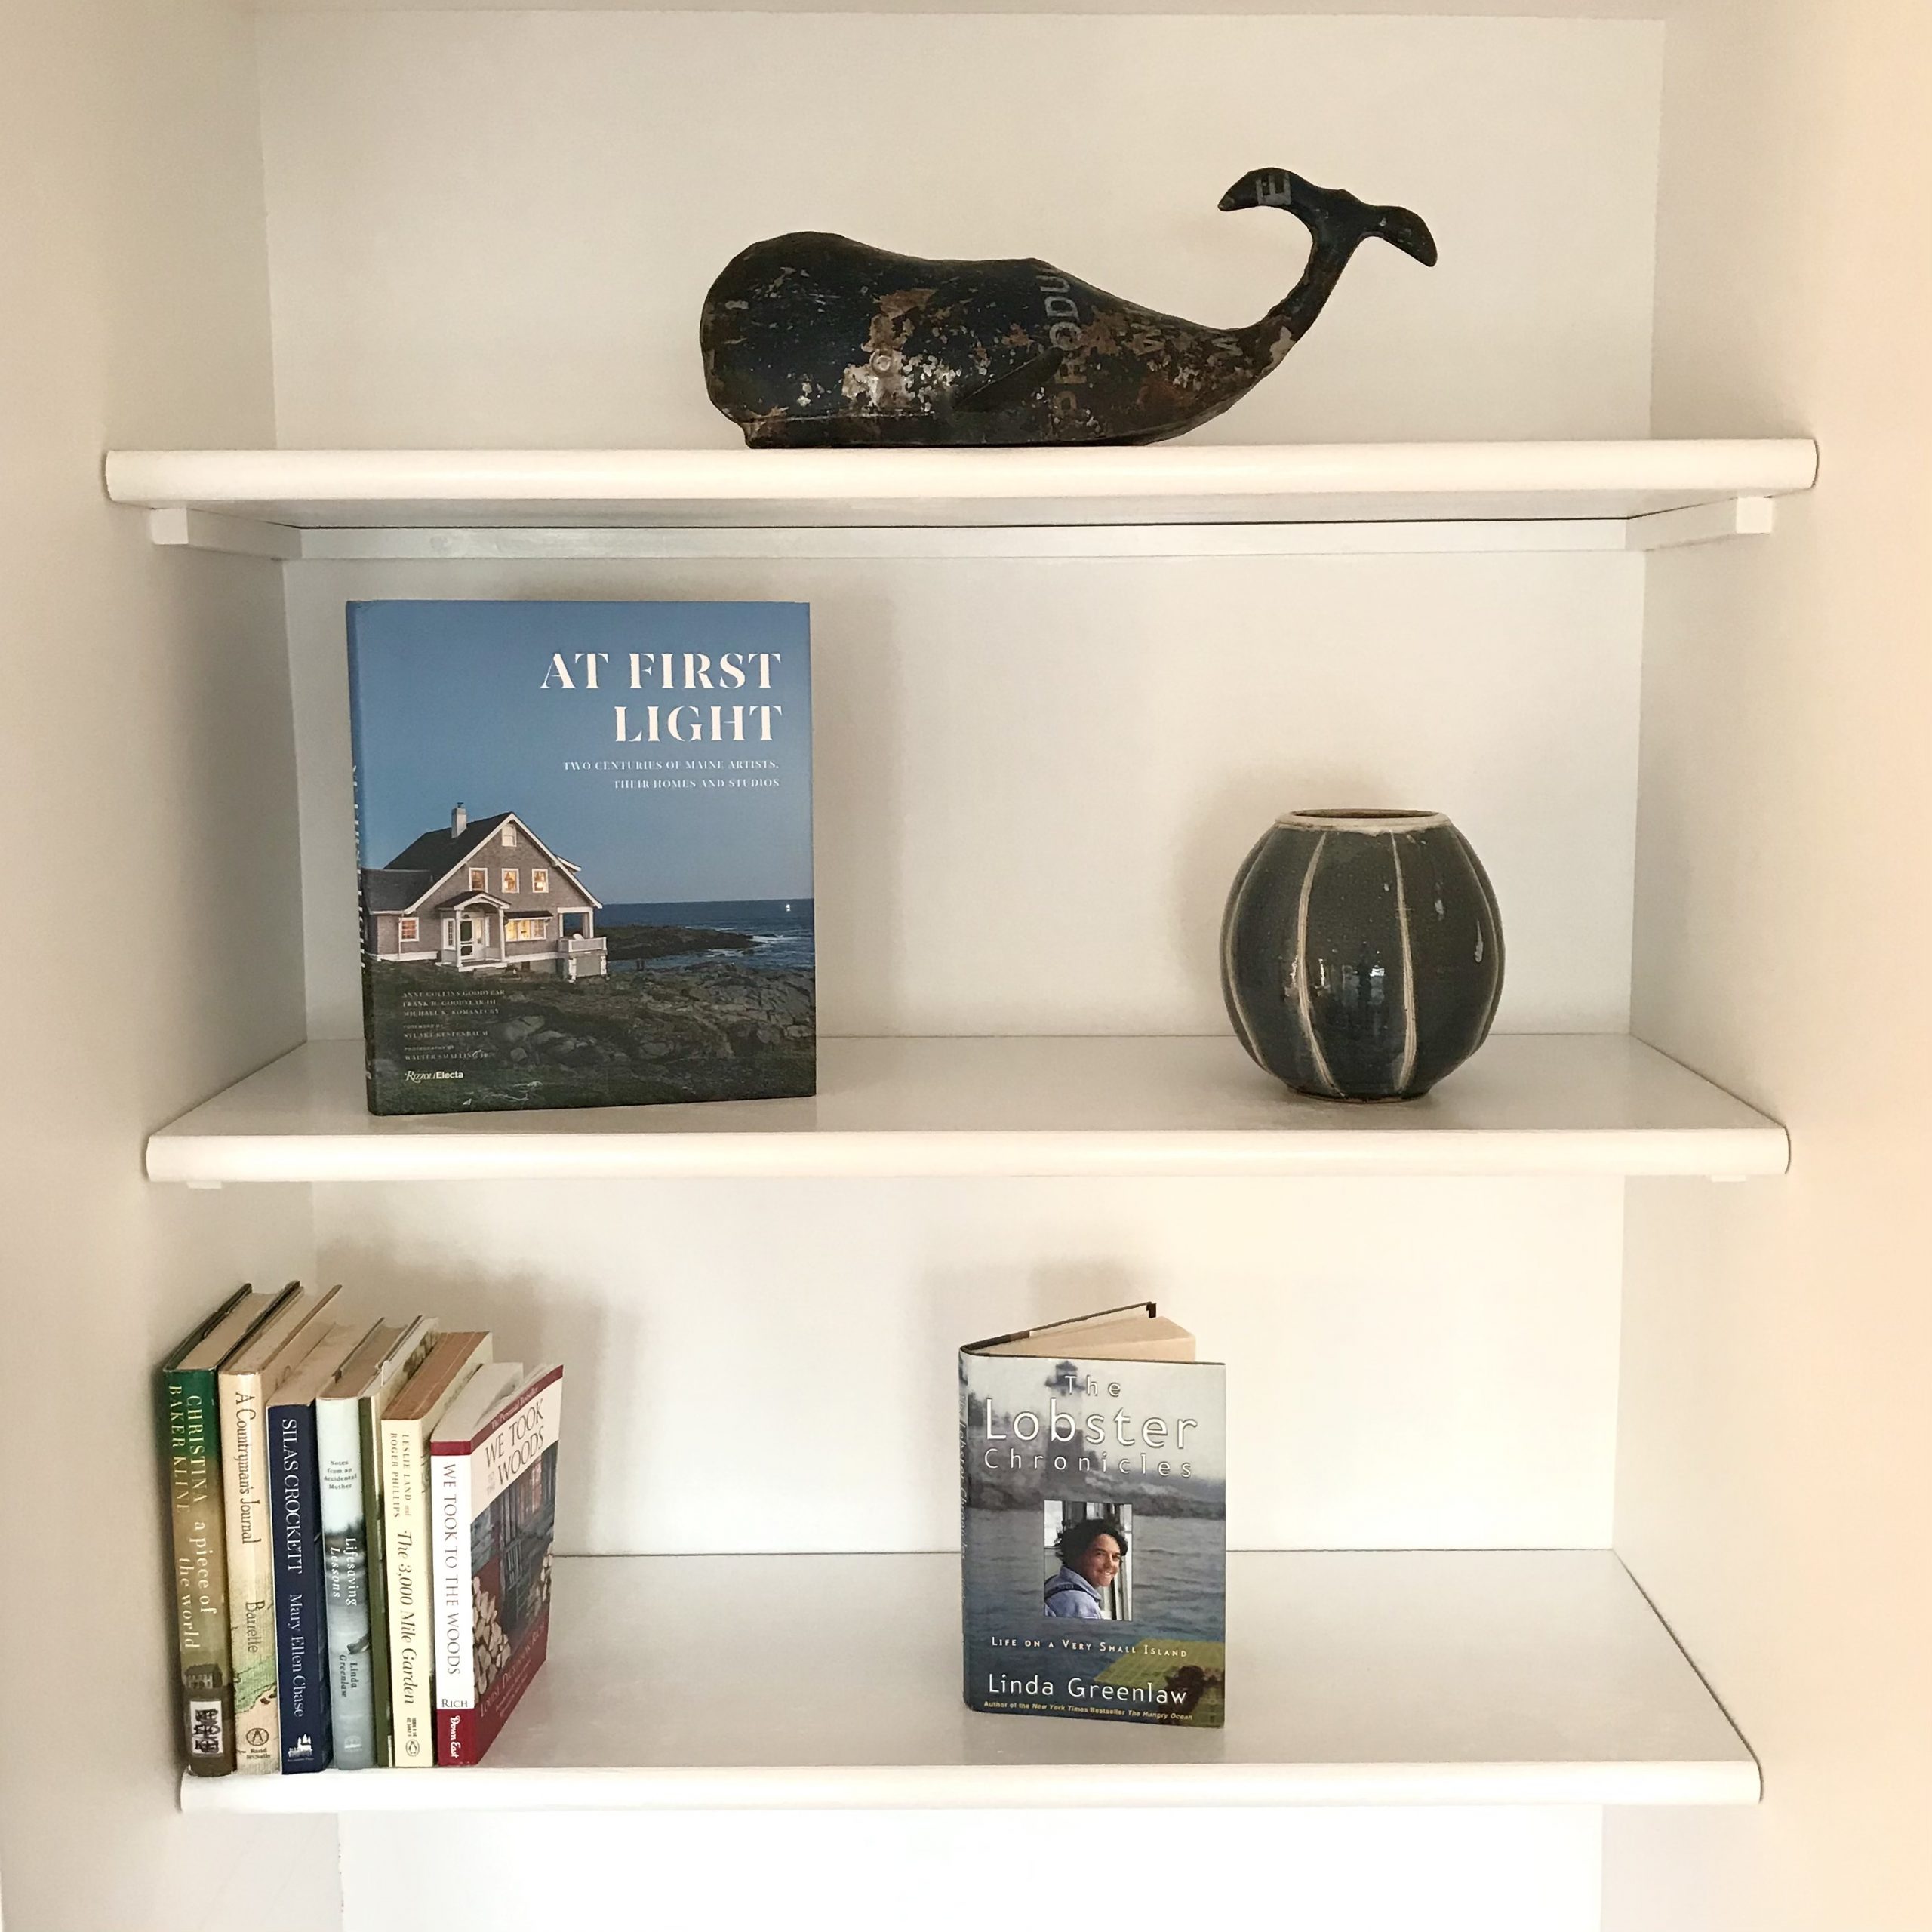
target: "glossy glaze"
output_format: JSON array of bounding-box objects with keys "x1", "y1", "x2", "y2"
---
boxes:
[{"x1": 1221, "y1": 810, "x2": 1503, "y2": 1101}]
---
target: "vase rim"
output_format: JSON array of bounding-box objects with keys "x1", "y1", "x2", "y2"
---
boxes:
[{"x1": 1276, "y1": 808, "x2": 1451, "y2": 832}]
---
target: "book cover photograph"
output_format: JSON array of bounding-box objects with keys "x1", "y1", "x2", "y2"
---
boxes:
[
  {"x1": 347, "y1": 599, "x2": 814, "y2": 1115},
  {"x1": 960, "y1": 1306, "x2": 1226, "y2": 1727},
  {"x1": 431, "y1": 1365, "x2": 563, "y2": 1766}
]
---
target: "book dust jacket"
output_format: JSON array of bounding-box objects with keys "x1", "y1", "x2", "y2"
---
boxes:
[
  {"x1": 347, "y1": 601, "x2": 813, "y2": 1115},
  {"x1": 960, "y1": 1340, "x2": 1226, "y2": 1727}
]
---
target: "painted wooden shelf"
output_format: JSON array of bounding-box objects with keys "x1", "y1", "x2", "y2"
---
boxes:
[
  {"x1": 177, "y1": 1549, "x2": 1758, "y2": 1813},
  {"x1": 105, "y1": 439, "x2": 1817, "y2": 558},
  {"x1": 145, "y1": 1034, "x2": 1787, "y2": 1185}
]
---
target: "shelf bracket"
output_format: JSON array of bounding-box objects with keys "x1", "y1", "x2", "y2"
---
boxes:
[
  {"x1": 147, "y1": 506, "x2": 303, "y2": 561},
  {"x1": 1624, "y1": 496, "x2": 1777, "y2": 552}
]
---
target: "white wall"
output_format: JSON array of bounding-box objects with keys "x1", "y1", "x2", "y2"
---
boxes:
[
  {"x1": 316, "y1": 1174, "x2": 1623, "y2": 1555},
  {"x1": 285, "y1": 552, "x2": 1647, "y2": 1045},
  {"x1": 254, "y1": 11, "x2": 1663, "y2": 448},
  {"x1": 1609, "y1": 1, "x2": 1932, "y2": 1927},
  {"x1": 0, "y1": 2, "x2": 333, "y2": 1927}
]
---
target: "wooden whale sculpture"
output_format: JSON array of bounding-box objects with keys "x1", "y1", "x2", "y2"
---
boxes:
[{"x1": 700, "y1": 169, "x2": 1436, "y2": 449}]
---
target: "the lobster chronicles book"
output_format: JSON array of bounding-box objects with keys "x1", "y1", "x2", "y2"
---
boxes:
[
  {"x1": 959, "y1": 1305, "x2": 1226, "y2": 1727},
  {"x1": 348, "y1": 600, "x2": 814, "y2": 1115}
]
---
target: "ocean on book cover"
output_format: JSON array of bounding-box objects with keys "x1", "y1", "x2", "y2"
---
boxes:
[
  {"x1": 960, "y1": 1317, "x2": 1226, "y2": 1727},
  {"x1": 347, "y1": 600, "x2": 813, "y2": 1115}
]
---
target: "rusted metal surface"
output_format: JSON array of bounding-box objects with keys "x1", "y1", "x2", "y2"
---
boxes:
[{"x1": 700, "y1": 169, "x2": 1436, "y2": 449}]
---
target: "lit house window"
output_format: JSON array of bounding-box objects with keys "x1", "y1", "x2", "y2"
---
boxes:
[
  {"x1": 532, "y1": 867, "x2": 549, "y2": 893},
  {"x1": 398, "y1": 918, "x2": 419, "y2": 943},
  {"x1": 502, "y1": 825, "x2": 518, "y2": 847},
  {"x1": 507, "y1": 917, "x2": 551, "y2": 942},
  {"x1": 501, "y1": 869, "x2": 520, "y2": 894},
  {"x1": 469, "y1": 867, "x2": 487, "y2": 891}
]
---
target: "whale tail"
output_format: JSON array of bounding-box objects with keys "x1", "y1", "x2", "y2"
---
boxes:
[{"x1": 1219, "y1": 168, "x2": 1435, "y2": 351}]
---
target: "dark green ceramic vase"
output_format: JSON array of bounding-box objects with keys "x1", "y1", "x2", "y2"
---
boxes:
[{"x1": 1220, "y1": 809, "x2": 1503, "y2": 1101}]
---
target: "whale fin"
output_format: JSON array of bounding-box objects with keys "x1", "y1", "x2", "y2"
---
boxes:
[
  {"x1": 955, "y1": 346, "x2": 1066, "y2": 414},
  {"x1": 1219, "y1": 168, "x2": 1437, "y2": 269}
]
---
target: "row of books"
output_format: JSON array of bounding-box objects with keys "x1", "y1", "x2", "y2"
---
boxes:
[{"x1": 158, "y1": 1284, "x2": 563, "y2": 1776}]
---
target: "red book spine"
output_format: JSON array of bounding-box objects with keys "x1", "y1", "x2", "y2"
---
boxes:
[{"x1": 436, "y1": 1703, "x2": 478, "y2": 1764}]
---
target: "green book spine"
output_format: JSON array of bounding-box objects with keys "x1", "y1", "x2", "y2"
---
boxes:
[{"x1": 161, "y1": 1365, "x2": 235, "y2": 1774}]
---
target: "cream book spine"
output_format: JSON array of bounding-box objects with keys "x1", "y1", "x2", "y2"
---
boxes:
[
  {"x1": 382, "y1": 1337, "x2": 492, "y2": 1767},
  {"x1": 219, "y1": 1287, "x2": 339, "y2": 1773}
]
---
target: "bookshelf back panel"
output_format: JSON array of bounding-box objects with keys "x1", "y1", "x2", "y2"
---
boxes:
[
  {"x1": 312, "y1": 1174, "x2": 1620, "y2": 1552},
  {"x1": 256, "y1": 11, "x2": 1663, "y2": 449},
  {"x1": 285, "y1": 552, "x2": 1644, "y2": 1044}
]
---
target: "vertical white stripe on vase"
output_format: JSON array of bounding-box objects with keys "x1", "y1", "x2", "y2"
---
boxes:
[
  {"x1": 1293, "y1": 832, "x2": 1343, "y2": 1097},
  {"x1": 1389, "y1": 832, "x2": 1419, "y2": 1093}
]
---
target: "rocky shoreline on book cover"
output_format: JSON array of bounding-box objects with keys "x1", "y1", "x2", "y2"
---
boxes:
[
  {"x1": 346, "y1": 600, "x2": 814, "y2": 1117},
  {"x1": 960, "y1": 1307, "x2": 1226, "y2": 1727}
]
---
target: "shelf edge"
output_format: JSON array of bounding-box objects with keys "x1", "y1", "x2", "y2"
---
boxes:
[
  {"x1": 180, "y1": 1755, "x2": 1760, "y2": 1815},
  {"x1": 144, "y1": 1124, "x2": 1791, "y2": 1186}
]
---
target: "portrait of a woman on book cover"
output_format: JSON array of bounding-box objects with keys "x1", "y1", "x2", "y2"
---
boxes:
[{"x1": 1043, "y1": 1509, "x2": 1130, "y2": 1620}]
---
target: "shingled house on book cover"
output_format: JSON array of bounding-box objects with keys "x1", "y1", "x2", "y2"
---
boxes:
[
  {"x1": 960, "y1": 1307, "x2": 1226, "y2": 1727},
  {"x1": 347, "y1": 600, "x2": 813, "y2": 1115}
]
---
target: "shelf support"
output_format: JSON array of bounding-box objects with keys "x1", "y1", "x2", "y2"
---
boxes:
[
  {"x1": 1624, "y1": 496, "x2": 1777, "y2": 552},
  {"x1": 146, "y1": 506, "x2": 303, "y2": 561}
]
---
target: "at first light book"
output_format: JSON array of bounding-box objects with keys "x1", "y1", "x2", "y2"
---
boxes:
[
  {"x1": 960, "y1": 1305, "x2": 1226, "y2": 1727},
  {"x1": 346, "y1": 600, "x2": 814, "y2": 1115}
]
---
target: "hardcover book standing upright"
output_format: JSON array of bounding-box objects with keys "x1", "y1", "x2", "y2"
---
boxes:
[
  {"x1": 156, "y1": 1285, "x2": 290, "y2": 1776},
  {"x1": 219, "y1": 1284, "x2": 340, "y2": 1772},
  {"x1": 316, "y1": 1316, "x2": 437, "y2": 1770},
  {"x1": 266, "y1": 1322, "x2": 375, "y2": 1773},
  {"x1": 346, "y1": 600, "x2": 814, "y2": 1116},
  {"x1": 381, "y1": 1331, "x2": 494, "y2": 1767},
  {"x1": 960, "y1": 1306, "x2": 1226, "y2": 1727},
  {"x1": 430, "y1": 1364, "x2": 563, "y2": 1766}
]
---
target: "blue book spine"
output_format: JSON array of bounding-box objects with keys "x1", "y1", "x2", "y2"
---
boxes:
[{"x1": 269, "y1": 1398, "x2": 333, "y2": 1772}]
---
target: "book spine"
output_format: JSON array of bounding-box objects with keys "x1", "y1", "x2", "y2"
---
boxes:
[
  {"x1": 431, "y1": 1445, "x2": 476, "y2": 1758},
  {"x1": 220, "y1": 1370, "x2": 279, "y2": 1773},
  {"x1": 381, "y1": 1418, "x2": 436, "y2": 1766},
  {"x1": 346, "y1": 605, "x2": 388, "y2": 1116},
  {"x1": 959, "y1": 1357, "x2": 973, "y2": 1710},
  {"x1": 316, "y1": 1398, "x2": 377, "y2": 1770},
  {"x1": 161, "y1": 1367, "x2": 234, "y2": 1774},
  {"x1": 358, "y1": 1397, "x2": 395, "y2": 1766},
  {"x1": 269, "y1": 1401, "x2": 332, "y2": 1772}
]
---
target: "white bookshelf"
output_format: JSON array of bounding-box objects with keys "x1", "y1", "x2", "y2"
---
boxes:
[
  {"x1": 105, "y1": 439, "x2": 1817, "y2": 558},
  {"x1": 178, "y1": 1549, "x2": 1759, "y2": 1814},
  {"x1": 145, "y1": 1035, "x2": 1787, "y2": 1185}
]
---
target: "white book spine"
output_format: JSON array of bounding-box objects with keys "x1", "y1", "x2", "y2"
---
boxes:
[
  {"x1": 315, "y1": 1395, "x2": 376, "y2": 1770},
  {"x1": 382, "y1": 1420, "x2": 435, "y2": 1767},
  {"x1": 433, "y1": 1449, "x2": 476, "y2": 1717}
]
